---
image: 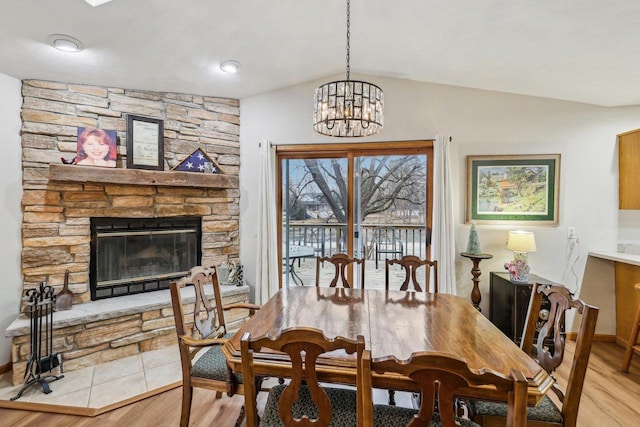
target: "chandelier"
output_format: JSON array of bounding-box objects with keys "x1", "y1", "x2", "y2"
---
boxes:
[{"x1": 313, "y1": 0, "x2": 384, "y2": 137}]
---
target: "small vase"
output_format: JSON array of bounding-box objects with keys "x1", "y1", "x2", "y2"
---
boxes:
[
  {"x1": 509, "y1": 253, "x2": 530, "y2": 283},
  {"x1": 466, "y1": 221, "x2": 481, "y2": 255}
]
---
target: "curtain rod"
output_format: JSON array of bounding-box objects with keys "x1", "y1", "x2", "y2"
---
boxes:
[
  {"x1": 258, "y1": 141, "x2": 311, "y2": 147},
  {"x1": 259, "y1": 137, "x2": 451, "y2": 147}
]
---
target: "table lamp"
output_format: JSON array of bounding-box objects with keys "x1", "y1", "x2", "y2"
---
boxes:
[{"x1": 505, "y1": 231, "x2": 536, "y2": 283}]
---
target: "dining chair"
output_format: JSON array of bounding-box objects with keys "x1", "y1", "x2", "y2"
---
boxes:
[
  {"x1": 621, "y1": 282, "x2": 640, "y2": 373},
  {"x1": 385, "y1": 255, "x2": 438, "y2": 293},
  {"x1": 170, "y1": 265, "x2": 261, "y2": 427},
  {"x1": 360, "y1": 350, "x2": 528, "y2": 427},
  {"x1": 384, "y1": 255, "x2": 438, "y2": 405},
  {"x1": 241, "y1": 327, "x2": 365, "y2": 426},
  {"x1": 471, "y1": 283, "x2": 599, "y2": 427},
  {"x1": 316, "y1": 253, "x2": 365, "y2": 288}
]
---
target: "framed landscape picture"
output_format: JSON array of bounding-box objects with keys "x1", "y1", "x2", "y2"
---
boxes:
[{"x1": 466, "y1": 154, "x2": 560, "y2": 225}]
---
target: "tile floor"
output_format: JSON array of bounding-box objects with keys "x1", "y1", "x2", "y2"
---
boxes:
[
  {"x1": 0, "y1": 343, "x2": 416, "y2": 415},
  {"x1": 0, "y1": 345, "x2": 182, "y2": 410}
]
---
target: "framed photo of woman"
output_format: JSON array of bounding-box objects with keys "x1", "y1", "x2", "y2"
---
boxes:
[
  {"x1": 76, "y1": 127, "x2": 118, "y2": 168},
  {"x1": 126, "y1": 115, "x2": 164, "y2": 170}
]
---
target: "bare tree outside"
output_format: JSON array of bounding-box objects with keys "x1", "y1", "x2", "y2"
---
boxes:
[
  {"x1": 357, "y1": 155, "x2": 426, "y2": 224},
  {"x1": 292, "y1": 156, "x2": 426, "y2": 224}
]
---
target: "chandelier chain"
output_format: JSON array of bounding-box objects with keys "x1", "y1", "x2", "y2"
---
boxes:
[
  {"x1": 312, "y1": 0, "x2": 383, "y2": 137},
  {"x1": 346, "y1": 0, "x2": 350, "y2": 81}
]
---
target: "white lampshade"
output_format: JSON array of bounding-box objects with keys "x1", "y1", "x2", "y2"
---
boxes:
[{"x1": 506, "y1": 231, "x2": 537, "y2": 253}]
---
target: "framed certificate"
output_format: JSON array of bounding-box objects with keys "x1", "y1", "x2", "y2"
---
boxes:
[{"x1": 126, "y1": 115, "x2": 164, "y2": 170}]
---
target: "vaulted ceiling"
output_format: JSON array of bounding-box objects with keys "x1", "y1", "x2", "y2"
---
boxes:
[{"x1": 1, "y1": 0, "x2": 639, "y2": 106}]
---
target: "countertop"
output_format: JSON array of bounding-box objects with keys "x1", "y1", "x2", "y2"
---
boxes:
[{"x1": 588, "y1": 251, "x2": 640, "y2": 267}]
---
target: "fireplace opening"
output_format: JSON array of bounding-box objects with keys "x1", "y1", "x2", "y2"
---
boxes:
[{"x1": 90, "y1": 217, "x2": 202, "y2": 300}]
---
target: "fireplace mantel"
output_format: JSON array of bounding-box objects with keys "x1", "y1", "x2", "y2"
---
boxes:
[{"x1": 49, "y1": 164, "x2": 238, "y2": 189}]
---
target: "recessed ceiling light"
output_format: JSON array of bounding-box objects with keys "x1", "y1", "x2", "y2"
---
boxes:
[
  {"x1": 47, "y1": 34, "x2": 84, "y2": 53},
  {"x1": 84, "y1": 0, "x2": 113, "y2": 6},
  {"x1": 220, "y1": 60, "x2": 240, "y2": 74}
]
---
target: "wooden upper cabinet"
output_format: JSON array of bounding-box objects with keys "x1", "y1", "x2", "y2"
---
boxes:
[{"x1": 619, "y1": 128, "x2": 640, "y2": 209}]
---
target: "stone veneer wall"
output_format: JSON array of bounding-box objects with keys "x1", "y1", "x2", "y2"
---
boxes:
[
  {"x1": 20, "y1": 79, "x2": 241, "y2": 302},
  {"x1": 11, "y1": 80, "x2": 243, "y2": 384}
]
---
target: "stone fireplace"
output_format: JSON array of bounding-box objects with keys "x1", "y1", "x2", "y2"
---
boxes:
[{"x1": 7, "y1": 80, "x2": 248, "y2": 385}]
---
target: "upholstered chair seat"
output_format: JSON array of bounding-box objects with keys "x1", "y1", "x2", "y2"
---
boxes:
[
  {"x1": 372, "y1": 404, "x2": 480, "y2": 427},
  {"x1": 472, "y1": 395, "x2": 563, "y2": 424},
  {"x1": 260, "y1": 385, "x2": 358, "y2": 427},
  {"x1": 190, "y1": 332, "x2": 243, "y2": 384}
]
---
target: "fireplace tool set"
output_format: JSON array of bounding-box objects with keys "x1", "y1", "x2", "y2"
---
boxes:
[{"x1": 10, "y1": 282, "x2": 64, "y2": 401}]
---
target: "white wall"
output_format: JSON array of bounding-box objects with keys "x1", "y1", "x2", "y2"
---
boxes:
[
  {"x1": 239, "y1": 74, "x2": 640, "y2": 329},
  {"x1": 0, "y1": 73, "x2": 22, "y2": 365}
]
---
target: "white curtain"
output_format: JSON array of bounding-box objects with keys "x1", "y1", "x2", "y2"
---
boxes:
[
  {"x1": 433, "y1": 135, "x2": 457, "y2": 294},
  {"x1": 256, "y1": 140, "x2": 280, "y2": 304}
]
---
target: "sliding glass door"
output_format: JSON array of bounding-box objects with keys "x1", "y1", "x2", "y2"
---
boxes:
[
  {"x1": 278, "y1": 142, "x2": 433, "y2": 288},
  {"x1": 280, "y1": 157, "x2": 347, "y2": 287}
]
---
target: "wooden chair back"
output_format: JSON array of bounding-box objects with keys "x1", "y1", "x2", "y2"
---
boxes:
[
  {"x1": 520, "y1": 283, "x2": 599, "y2": 427},
  {"x1": 241, "y1": 327, "x2": 365, "y2": 427},
  {"x1": 385, "y1": 256, "x2": 438, "y2": 293},
  {"x1": 316, "y1": 253, "x2": 365, "y2": 288},
  {"x1": 174, "y1": 265, "x2": 226, "y2": 339},
  {"x1": 361, "y1": 350, "x2": 528, "y2": 427}
]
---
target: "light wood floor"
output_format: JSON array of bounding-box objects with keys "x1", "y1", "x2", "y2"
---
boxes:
[{"x1": 0, "y1": 341, "x2": 638, "y2": 426}]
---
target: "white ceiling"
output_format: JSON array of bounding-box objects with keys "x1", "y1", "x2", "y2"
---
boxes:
[{"x1": 1, "y1": 0, "x2": 640, "y2": 106}]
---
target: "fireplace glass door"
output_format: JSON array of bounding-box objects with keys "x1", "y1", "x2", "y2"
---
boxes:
[{"x1": 90, "y1": 217, "x2": 202, "y2": 300}]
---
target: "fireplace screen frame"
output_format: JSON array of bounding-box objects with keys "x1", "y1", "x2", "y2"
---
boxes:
[{"x1": 90, "y1": 217, "x2": 202, "y2": 301}]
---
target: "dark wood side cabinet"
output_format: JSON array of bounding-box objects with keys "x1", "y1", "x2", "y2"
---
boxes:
[{"x1": 489, "y1": 272, "x2": 556, "y2": 344}]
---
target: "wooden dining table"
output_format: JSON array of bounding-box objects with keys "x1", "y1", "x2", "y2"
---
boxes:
[{"x1": 223, "y1": 286, "x2": 553, "y2": 405}]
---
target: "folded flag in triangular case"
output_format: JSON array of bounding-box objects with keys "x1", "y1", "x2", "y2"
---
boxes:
[{"x1": 171, "y1": 148, "x2": 223, "y2": 173}]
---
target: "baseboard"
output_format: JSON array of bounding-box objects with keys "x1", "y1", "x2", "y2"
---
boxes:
[
  {"x1": 0, "y1": 362, "x2": 12, "y2": 375},
  {"x1": 565, "y1": 332, "x2": 616, "y2": 342},
  {"x1": 0, "y1": 381, "x2": 181, "y2": 416}
]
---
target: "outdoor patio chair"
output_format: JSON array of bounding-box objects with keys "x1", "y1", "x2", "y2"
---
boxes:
[{"x1": 374, "y1": 227, "x2": 404, "y2": 269}]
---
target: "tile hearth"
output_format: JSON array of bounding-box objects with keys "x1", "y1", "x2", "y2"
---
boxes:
[
  {"x1": 0, "y1": 345, "x2": 181, "y2": 414},
  {"x1": 5, "y1": 284, "x2": 250, "y2": 386},
  {"x1": 0, "y1": 343, "x2": 416, "y2": 418}
]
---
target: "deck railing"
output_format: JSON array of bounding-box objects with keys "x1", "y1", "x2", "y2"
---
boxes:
[{"x1": 287, "y1": 222, "x2": 429, "y2": 259}]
